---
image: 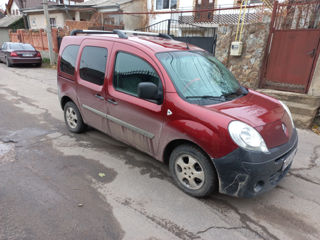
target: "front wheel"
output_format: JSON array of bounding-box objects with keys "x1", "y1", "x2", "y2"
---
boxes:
[
  {"x1": 64, "y1": 101, "x2": 86, "y2": 133},
  {"x1": 6, "y1": 57, "x2": 12, "y2": 67},
  {"x1": 169, "y1": 144, "x2": 218, "y2": 198}
]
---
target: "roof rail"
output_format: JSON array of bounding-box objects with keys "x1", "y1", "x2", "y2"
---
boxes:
[
  {"x1": 119, "y1": 30, "x2": 173, "y2": 39},
  {"x1": 70, "y1": 29, "x2": 128, "y2": 39},
  {"x1": 70, "y1": 29, "x2": 172, "y2": 40}
]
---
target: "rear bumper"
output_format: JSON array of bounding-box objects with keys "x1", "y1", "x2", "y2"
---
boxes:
[
  {"x1": 212, "y1": 128, "x2": 298, "y2": 198},
  {"x1": 9, "y1": 57, "x2": 42, "y2": 64}
]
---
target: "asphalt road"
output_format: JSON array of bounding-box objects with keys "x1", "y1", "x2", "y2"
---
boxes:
[{"x1": 0, "y1": 63, "x2": 320, "y2": 240}]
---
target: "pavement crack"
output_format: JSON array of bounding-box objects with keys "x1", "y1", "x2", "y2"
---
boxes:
[
  {"x1": 0, "y1": 139, "x2": 18, "y2": 144},
  {"x1": 196, "y1": 225, "x2": 244, "y2": 234},
  {"x1": 115, "y1": 197, "x2": 201, "y2": 240},
  {"x1": 288, "y1": 172, "x2": 320, "y2": 185},
  {"x1": 208, "y1": 197, "x2": 280, "y2": 240}
]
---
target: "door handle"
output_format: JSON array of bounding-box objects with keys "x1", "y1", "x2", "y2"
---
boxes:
[
  {"x1": 307, "y1": 49, "x2": 316, "y2": 57},
  {"x1": 95, "y1": 94, "x2": 105, "y2": 101},
  {"x1": 107, "y1": 98, "x2": 118, "y2": 105}
]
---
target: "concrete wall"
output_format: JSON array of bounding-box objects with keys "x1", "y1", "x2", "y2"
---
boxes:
[
  {"x1": 121, "y1": 0, "x2": 148, "y2": 30},
  {"x1": 215, "y1": 22, "x2": 270, "y2": 88},
  {"x1": 308, "y1": 55, "x2": 320, "y2": 97},
  {"x1": 28, "y1": 12, "x2": 67, "y2": 29},
  {"x1": 0, "y1": 29, "x2": 10, "y2": 45}
]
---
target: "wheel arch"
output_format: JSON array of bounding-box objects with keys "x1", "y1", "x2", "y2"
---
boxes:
[
  {"x1": 60, "y1": 96, "x2": 74, "y2": 110},
  {"x1": 163, "y1": 139, "x2": 212, "y2": 166}
]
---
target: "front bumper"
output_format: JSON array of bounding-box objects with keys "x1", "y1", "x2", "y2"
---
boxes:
[{"x1": 212, "y1": 128, "x2": 298, "y2": 198}]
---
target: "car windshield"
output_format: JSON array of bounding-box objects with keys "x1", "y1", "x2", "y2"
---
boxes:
[
  {"x1": 9, "y1": 43, "x2": 35, "y2": 51},
  {"x1": 157, "y1": 51, "x2": 244, "y2": 105}
]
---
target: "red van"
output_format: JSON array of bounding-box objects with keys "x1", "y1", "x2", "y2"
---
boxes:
[{"x1": 57, "y1": 30, "x2": 298, "y2": 198}]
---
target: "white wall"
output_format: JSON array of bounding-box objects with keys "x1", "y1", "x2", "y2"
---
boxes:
[
  {"x1": 10, "y1": 1, "x2": 21, "y2": 15},
  {"x1": 28, "y1": 12, "x2": 66, "y2": 29},
  {"x1": 147, "y1": 0, "x2": 193, "y2": 26}
]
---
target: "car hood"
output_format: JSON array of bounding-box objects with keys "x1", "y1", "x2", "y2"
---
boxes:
[{"x1": 204, "y1": 90, "x2": 293, "y2": 148}]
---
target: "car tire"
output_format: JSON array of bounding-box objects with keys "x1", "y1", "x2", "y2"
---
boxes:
[
  {"x1": 35, "y1": 63, "x2": 42, "y2": 67},
  {"x1": 169, "y1": 144, "x2": 218, "y2": 198},
  {"x1": 64, "y1": 101, "x2": 86, "y2": 133},
  {"x1": 6, "y1": 57, "x2": 12, "y2": 67}
]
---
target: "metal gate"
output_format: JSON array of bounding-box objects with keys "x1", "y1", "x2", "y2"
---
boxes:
[
  {"x1": 260, "y1": 1, "x2": 320, "y2": 93},
  {"x1": 135, "y1": 19, "x2": 217, "y2": 55}
]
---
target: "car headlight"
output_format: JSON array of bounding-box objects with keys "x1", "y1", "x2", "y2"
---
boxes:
[
  {"x1": 228, "y1": 121, "x2": 269, "y2": 153},
  {"x1": 279, "y1": 101, "x2": 295, "y2": 128}
]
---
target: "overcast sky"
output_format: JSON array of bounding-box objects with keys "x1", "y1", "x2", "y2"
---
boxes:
[{"x1": 0, "y1": 0, "x2": 6, "y2": 10}]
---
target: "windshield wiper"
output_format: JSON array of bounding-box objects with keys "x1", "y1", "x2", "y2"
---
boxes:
[
  {"x1": 222, "y1": 86, "x2": 248, "y2": 99},
  {"x1": 186, "y1": 95, "x2": 225, "y2": 101}
]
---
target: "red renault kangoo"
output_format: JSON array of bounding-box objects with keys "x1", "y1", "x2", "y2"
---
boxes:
[{"x1": 57, "y1": 30, "x2": 298, "y2": 198}]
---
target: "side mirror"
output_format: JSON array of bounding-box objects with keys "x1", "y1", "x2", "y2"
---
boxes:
[{"x1": 137, "y1": 82, "x2": 160, "y2": 102}]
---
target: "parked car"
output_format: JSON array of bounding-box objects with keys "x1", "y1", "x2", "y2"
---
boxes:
[
  {"x1": 57, "y1": 30, "x2": 298, "y2": 198},
  {"x1": 0, "y1": 42, "x2": 42, "y2": 67}
]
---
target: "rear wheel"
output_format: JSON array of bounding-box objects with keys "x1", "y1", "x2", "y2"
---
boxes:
[
  {"x1": 6, "y1": 57, "x2": 12, "y2": 67},
  {"x1": 64, "y1": 101, "x2": 86, "y2": 133},
  {"x1": 169, "y1": 144, "x2": 218, "y2": 197}
]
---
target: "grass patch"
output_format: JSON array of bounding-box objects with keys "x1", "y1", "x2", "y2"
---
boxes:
[
  {"x1": 41, "y1": 57, "x2": 56, "y2": 69},
  {"x1": 42, "y1": 58, "x2": 51, "y2": 64}
]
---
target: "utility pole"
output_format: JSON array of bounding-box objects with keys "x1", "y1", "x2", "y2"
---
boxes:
[
  {"x1": 18, "y1": 0, "x2": 28, "y2": 29},
  {"x1": 43, "y1": 0, "x2": 54, "y2": 65}
]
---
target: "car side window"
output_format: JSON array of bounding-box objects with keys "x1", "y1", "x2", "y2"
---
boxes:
[
  {"x1": 79, "y1": 46, "x2": 108, "y2": 86},
  {"x1": 113, "y1": 52, "x2": 162, "y2": 97},
  {"x1": 60, "y1": 45, "x2": 79, "y2": 76}
]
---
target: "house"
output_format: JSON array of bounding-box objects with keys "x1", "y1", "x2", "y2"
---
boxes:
[
  {"x1": 146, "y1": 0, "x2": 268, "y2": 26},
  {"x1": 18, "y1": 0, "x2": 146, "y2": 31},
  {"x1": 15, "y1": 0, "x2": 86, "y2": 29},
  {"x1": 0, "y1": 14, "x2": 23, "y2": 45},
  {"x1": 5, "y1": 0, "x2": 22, "y2": 16},
  {"x1": 76, "y1": 0, "x2": 148, "y2": 31}
]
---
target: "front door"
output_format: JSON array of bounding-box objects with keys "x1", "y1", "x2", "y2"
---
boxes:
[
  {"x1": 106, "y1": 43, "x2": 165, "y2": 155},
  {"x1": 262, "y1": 29, "x2": 320, "y2": 93},
  {"x1": 76, "y1": 40, "x2": 112, "y2": 133}
]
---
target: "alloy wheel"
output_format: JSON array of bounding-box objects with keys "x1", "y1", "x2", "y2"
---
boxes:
[
  {"x1": 65, "y1": 107, "x2": 78, "y2": 129},
  {"x1": 175, "y1": 154, "x2": 205, "y2": 190}
]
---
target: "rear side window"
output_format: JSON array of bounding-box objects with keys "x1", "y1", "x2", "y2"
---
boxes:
[
  {"x1": 79, "y1": 46, "x2": 108, "y2": 86},
  {"x1": 60, "y1": 45, "x2": 79, "y2": 76},
  {"x1": 113, "y1": 52, "x2": 161, "y2": 96}
]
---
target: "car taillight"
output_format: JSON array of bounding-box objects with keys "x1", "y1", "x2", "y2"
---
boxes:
[
  {"x1": 36, "y1": 52, "x2": 41, "y2": 57},
  {"x1": 10, "y1": 52, "x2": 18, "y2": 57}
]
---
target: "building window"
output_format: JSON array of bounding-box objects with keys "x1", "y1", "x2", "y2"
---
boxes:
[
  {"x1": 50, "y1": 18, "x2": 56, "y2": 27},
  {"x1": 80, "y1": 46, "x2": 108, "y2": 86},
  {"x1": 156, "y1": 0, "x2": 177, "y2": 10},
  {"x1": 250, "y1": 0, "x2": 263, "y2": 4}
]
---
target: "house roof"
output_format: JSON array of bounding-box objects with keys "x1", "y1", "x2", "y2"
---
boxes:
[
  {"x1": 79, "y1": 0, "x2": 132, "y2": 7},
  {"x1": 18, "y1": 1, "x2": 85, "y2": 10},
  {"x1": 0, "y1": 15, "x2": 22, "y2": 28}
]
